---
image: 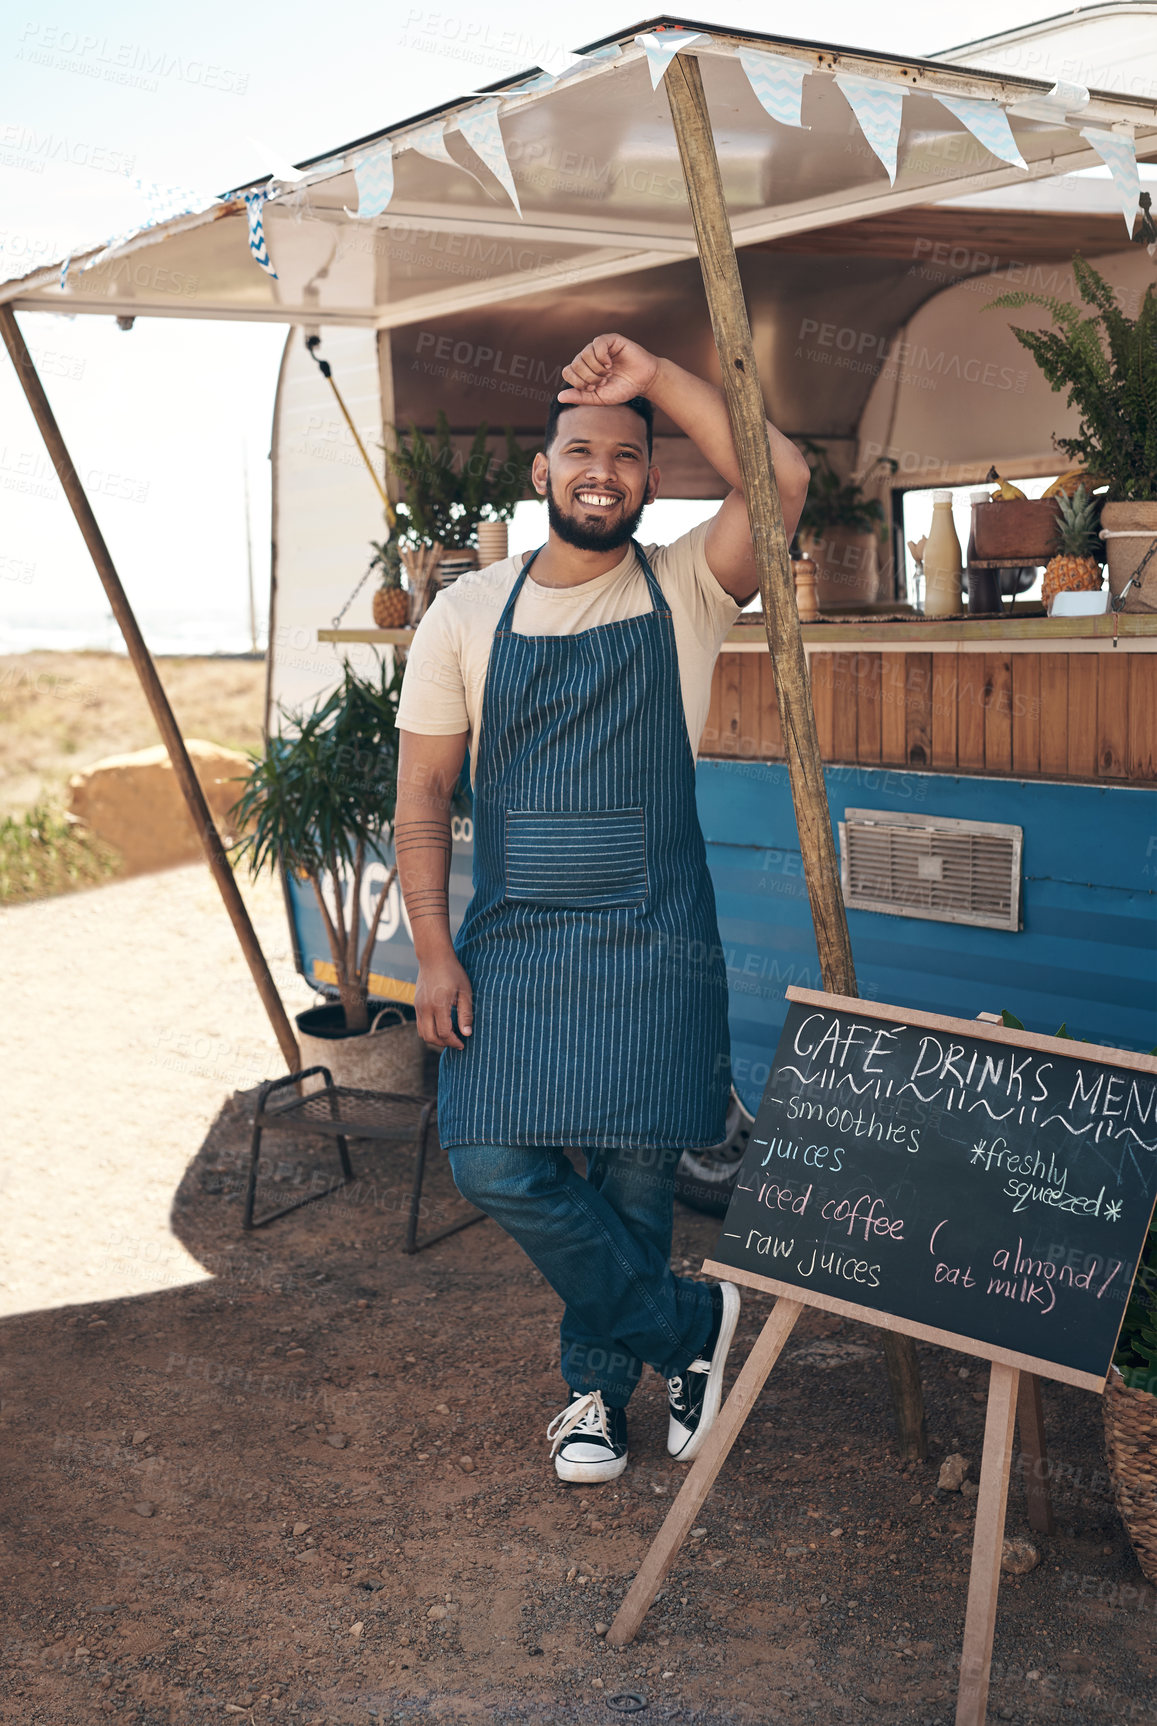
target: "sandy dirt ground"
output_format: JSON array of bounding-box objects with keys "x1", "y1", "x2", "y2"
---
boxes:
[
  {"x1": 0, "y1": 651, "x2": 268, "y2": 819},
  {"x1": 2, "y1": 655, "x2": 1156, "y2": 1725}
]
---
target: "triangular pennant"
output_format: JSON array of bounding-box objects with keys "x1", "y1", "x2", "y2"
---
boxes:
[
  {"x1": 243, "y1": 188, "x2": 278, "y2": 279},
  {"x1": 1007, "y1": 79, "x2": 1089, "y2": 123},
  {"x1": 349, "y1": 144, "x2": 394, "y2": 219},
  {"x1": 536, "y1": 46, "x2": 587, "y2": 77},
  {"x1": 834, "y1": 72, "x2": 905, "y2": 186},
  {"x1": 933, "y1": 93, "x2": 1027, "y2": 171},
  {"x1": 737, "y1": 48, "x2": 810, "y2": 129},
  {"x1": 407, "y1": 121, "x2": 460, "y2": 169},
  {"x1": 133, "y1": 179, "x2": 219, "y2": 228},
  {"x1": 634, "y1": 29, "x2": 707, "y2": 91},
  {"x1": 403, "y1": 120, "x2": 489, "y2": 192},
  {"x1": 455, "y1": 100, "x2": 521, "y2": 217},
  {"x1": 1081, "y1": 127, "x2": 1141, "y2": 234}
]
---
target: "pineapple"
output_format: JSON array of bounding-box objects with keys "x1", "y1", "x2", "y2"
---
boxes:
[
  {"x1": 371, "y1": 537, "x2": 408, "y2": 629},
  {"x1": 1042, "y1": 483, "x2": 1103, "y2": 605}
]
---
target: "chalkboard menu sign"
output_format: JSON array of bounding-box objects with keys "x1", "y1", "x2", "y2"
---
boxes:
[{"x1": 711, "y1": 989, "x2": 1157, "y2": 1388}]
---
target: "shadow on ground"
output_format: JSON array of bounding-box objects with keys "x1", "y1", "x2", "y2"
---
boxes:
[{"x1": 2, "y1": 1082, "x2": 1155, "y2": 1725}]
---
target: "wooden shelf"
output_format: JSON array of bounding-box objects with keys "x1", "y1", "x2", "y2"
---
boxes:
[{"x1": 320, "y1": 615, "x2": 1157, "y2": 649}]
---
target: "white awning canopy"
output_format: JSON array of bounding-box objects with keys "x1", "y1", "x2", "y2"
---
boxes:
[{"x1": 3, "y1": 19, "x2": 1154, "y2": 332}]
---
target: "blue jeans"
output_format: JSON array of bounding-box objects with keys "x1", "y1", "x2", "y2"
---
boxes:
[{"x1": 448, "y1": 1140, "x2": 716, "y2": 1406}]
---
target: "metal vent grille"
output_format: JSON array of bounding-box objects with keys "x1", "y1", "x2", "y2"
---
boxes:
[{"x1": 838, "y1": 809, "x2": 1022, "y2": 931}]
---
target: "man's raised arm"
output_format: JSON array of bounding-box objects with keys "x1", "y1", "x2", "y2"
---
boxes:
[{"x1": 558, "y1": 332, "x2": 811, "y2": 604}]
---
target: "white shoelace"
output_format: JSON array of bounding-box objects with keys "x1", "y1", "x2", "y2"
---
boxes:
[
  {"x1": 667, "y1": 1356, "x2": 710, "y2": 1401},
  {"x1": 546, "y1": 1389, "x2": 611, "y2": 1458}
]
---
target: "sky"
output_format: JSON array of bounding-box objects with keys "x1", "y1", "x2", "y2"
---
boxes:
[{"x1": 0, "y1": 0, "x2": 1122, "y2": 652}]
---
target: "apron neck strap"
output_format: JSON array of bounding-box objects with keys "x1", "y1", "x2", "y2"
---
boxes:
[{"x1": 496, "y1": 539, "x2": 668, "y2": 631}]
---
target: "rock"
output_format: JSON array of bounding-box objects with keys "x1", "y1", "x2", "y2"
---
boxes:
[
  {"x1": 1001, "y1": 1537, "x2": 1040, "y2": 1575},
  {"x1": 426, "y1": 1604, "x2": 447, "y2": 1621},
  {"x1": 131, "y1": 1431, "x2": 149, "y2": 1447},
  {"x1": 325, "y1": 1433, "x2": 349, "y2": 1449},
  {"x1": 296, "y1": 1548, "x2": 321, "y2": 1565},
  {"x1": 352, "y1": 1571, "x2": 383, "y2": 1592},
  {"x1": 690, "y1": 1527, "x2": 708, "y2": 1539},
  {"x1": 458, "y1": 1456, "x2": 475, "y2": 1474},
  {"x1": 938, "y1": 1454, "x2": 968, "y2": 1492},
  {"x1": 961, "y1": 1480, "x2": 979, "y2": 1500},
  {"x1": 595, "y1": 1623, "x2": 609, "y2": 1637},
  {"x1": 286, "y1": 1347, "x2": 305, "y2": 1359},
  {"x1": 350, "y1": 1622, "x2": 364, "y2": 1639},
  {"x1": 434, "y1": 1404, "x2": 450, "y2": 1415},
  {"x1": 131, "y1": 1502, "x2": 155, "y2": 1518},
  {"x1": 292, "y1": 1523, "x2": 310, "y2": 1538},
  {"x1": 67, "y1": 740, "x2": 255, "y2": 876}
]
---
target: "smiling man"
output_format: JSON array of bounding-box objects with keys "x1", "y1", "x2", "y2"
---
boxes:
[{"x1": 394, "y1": 332, "x2": 809, "y2": 1483}]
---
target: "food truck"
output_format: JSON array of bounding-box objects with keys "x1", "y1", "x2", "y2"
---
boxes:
[{"x1": 4, "y1": 11, "x2": 1155, "y2": 1199}]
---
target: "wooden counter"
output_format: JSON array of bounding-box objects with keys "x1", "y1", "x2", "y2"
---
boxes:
[
  {"x1": 708, "y1": 619, "x2": 1157, "y2": 784},
  {"x1": 319, "y1": 616, "x2": 1157, "y2": 785}
]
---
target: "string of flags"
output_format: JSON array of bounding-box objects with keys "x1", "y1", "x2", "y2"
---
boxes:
[
  {"x1": 335, "y1": 30, "x2": 1141, "y2": 244},
  {"x1": 50, "y1": 25, "x2": 1143, "y2": 292}
]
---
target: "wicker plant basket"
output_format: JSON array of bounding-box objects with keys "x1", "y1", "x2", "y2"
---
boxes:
[{"x1": 1103, "y1": 1365, "x2": 1157, "y2": 1584}]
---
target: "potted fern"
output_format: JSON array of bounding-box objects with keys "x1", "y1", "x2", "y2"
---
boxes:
[
  {"x1": 985, "y1": 256, "x2": 1157, "y2": 613},
  {"x1": 376, "y1": 412, "x2": 532, "y2": 627},
  {"x1": 227, "y1": 657, "x2": 424, "y2": 1090},
  {"x1": 795, "y1": 440, "x2": 898, "y2": 607}
]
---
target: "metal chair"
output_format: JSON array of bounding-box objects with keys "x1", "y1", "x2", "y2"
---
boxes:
[{"x1": 242, "y1": 1066, "x2": 484, "y2": 1253}]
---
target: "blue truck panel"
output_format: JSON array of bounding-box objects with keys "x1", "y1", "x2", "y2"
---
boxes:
[{"x1": 284, "y1": 762, "x2": 1157, "y2": 1120}]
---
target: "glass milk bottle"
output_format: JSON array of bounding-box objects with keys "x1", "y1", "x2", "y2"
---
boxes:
[{"x1": 923, "y1": 490, "x2": 963, "y2": 617}]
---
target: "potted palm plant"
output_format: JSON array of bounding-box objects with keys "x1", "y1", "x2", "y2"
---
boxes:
[
  {"x1": 985, "y1": 255, "x2": 1157, "y2": 612},
  {"x1": 227, "y1": 657, "x2": 424, "y2": 1091},
  {"x1": 795, "y1": 440, "x2": 898, "y2": 608},
  {"x1": 375, "y1": 412, "x2": 532, "y2": 627}
]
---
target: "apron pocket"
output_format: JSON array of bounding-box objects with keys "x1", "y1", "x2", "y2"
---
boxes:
[{"x1": 505, "y1": 808, "x2": 647, "y2": 908}]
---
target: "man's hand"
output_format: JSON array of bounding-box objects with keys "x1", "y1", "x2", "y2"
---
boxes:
[
  {"x1": 415, "y1": 952, "x2": 474, "y2": 1051},
  {"x1": 558, "y1": 333, "x2": 659, "y2": 406}
]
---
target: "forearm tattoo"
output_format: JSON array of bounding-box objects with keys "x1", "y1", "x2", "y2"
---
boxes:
[{"x1": 395, "y1": 819, "x2": 452, "y2": 924}]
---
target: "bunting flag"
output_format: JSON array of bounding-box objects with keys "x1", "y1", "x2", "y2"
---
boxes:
[
  {"x1": 537, "y1": 46, "x2": 588, "y2": 77},
  {"x1": 455, "y1": 99, "x2": 521, "y2": 216},
  {"x1": 407, "y1": 121, "x2": 461, "y2": 170},
  {"x1": 933, "y1": 93, "x2": 1027, "y2": 171},
  {"x1": 737, "y1": 48, "x2": 810, "y2": 129},
  {"x1": 134, "y1": 179, "x2": 218, "y2": 228},
  {"x1": 1081, "y1": 126, "x2": 1141, "y2": 233},
  {"x1": 834, "y1": 71, "x2": 905, "y2": 185},
  {"x1": 243, "y1": 188, "x2": 277, "y2": 278},
  {"x1": 1008, "y1": 79, "x2": 1089, "y2": 123},
  {"x1": 350, "y1": 144, "x2": 395, "y2": 218},
  {"x1": 634, "y1": 29, "x2": 707, "y2": 91}
]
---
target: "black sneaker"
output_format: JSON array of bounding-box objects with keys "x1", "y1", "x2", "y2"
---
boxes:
[
  {"x1": 666, "y1": 1281, "x2": 740, "y2": 1461},
  {"x1": 547, "y1": 1389, "x2": 628, "y2": 1483}
]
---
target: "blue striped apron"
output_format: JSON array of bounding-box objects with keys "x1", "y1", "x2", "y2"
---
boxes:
[{"x1": 437, "y1": 541, "x2": 731, "y2": 1150}]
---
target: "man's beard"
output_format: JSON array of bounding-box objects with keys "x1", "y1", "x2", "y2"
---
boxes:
[{"x1": 545, "y1": 471, "x2": 647, "y2": 553}]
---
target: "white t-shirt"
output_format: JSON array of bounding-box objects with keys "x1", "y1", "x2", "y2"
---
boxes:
[{"x1": 396, "y1": 521, "x2": 739, "y2": 778}]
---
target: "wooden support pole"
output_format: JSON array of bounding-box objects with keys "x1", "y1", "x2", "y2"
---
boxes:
[
  {"x1": 1015, "y1": 1372, "x2": 1055, "y2": 1536},
  {"x1": 0, "y1": 303, "x2": 301, "y2": 1076},
  {"x1": 664, "y1": 53, "x2": 925, "y2": 1460},
  {"x1": 957, "y1": 1363, "x2": 1019, "y2": 1726},
  {"x1": 607, "y1": 1298, "x2": 804, "y2": 1648}
]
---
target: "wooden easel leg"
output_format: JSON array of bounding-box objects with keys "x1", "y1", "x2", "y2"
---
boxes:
[
  {"x1": 882, "y1": 1331, "x2": 928, "y2": 1460},
  {"x1": 606, "y1": 1297, "x2": 803, "y2": 1649},
  {"x1": 956, "y1": 1363, "x2": 1019, "y2": 1726},
  {"x1": 1015, "y1": 1372, "x2": 1055, "y2": 1536}
]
